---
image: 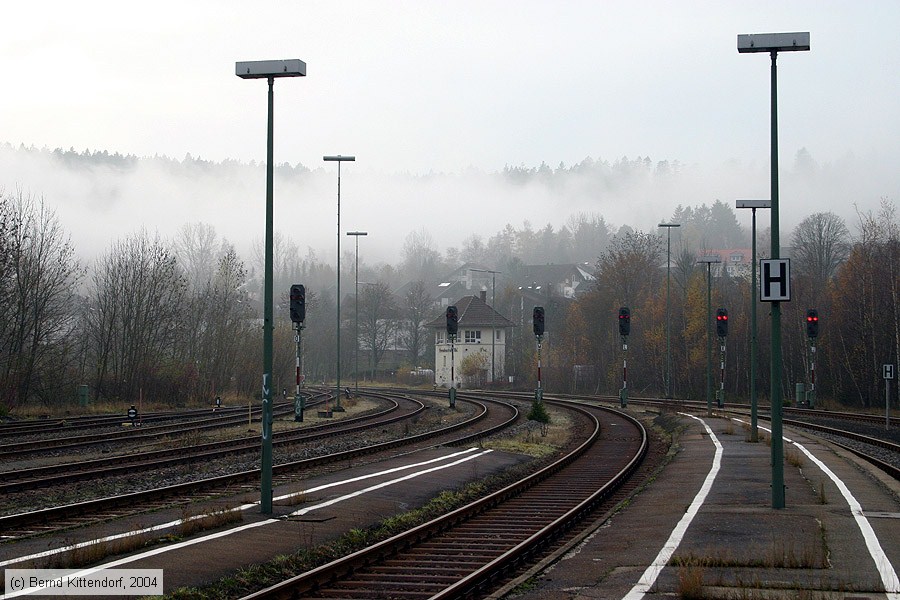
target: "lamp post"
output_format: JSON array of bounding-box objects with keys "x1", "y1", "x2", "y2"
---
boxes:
[
  {"x1": 235, "y1": 58, "x2": 306, "y2": 515},
  {"x1": 347, "y1": 231, "x2": 367, "y2": 396},
  {"x1": 737, "y1": 200, "x2": 771, "y2": 443},
  {"x1": 739, "y1": 31, "x2": 809, "y2": 509},
  {"x1": 658, "y1": 223, "x2": 680, "y2": 399},
  {"x1": 469, "y1": 268, "x2": 501, "y2": 384},
  {"x1": 324, "y1": 155, "x2": 355, "y2": 412},
  {"x1": 697, "y1": 256, "x2": 721, "y2": 417}
]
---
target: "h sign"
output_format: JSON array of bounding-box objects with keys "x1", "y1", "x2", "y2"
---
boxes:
[
  {"x1": 760, "y1": 259, "x2": 791, "y2": 302},
  {"x1": 884, "y1": 364, "x2": 895, "y2": 380}
]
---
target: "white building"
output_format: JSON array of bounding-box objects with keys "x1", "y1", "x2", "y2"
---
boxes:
[{"x1": 425, "y1": 292, "x2": 516, "y2": 388}]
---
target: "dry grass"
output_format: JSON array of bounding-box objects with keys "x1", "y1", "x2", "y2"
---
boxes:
[
  {"x1": 673, "y1": 555, "x2": 708, "y2": 599},
  {"x1": 785, "y1": 447, "x2": 805, "y2": 469},
  {"x1": 483, "y1": 409, "x2": 571, "y2": 457},
  {"x1": 178, "y1": 505, "x2": 243, "y2": 538}
]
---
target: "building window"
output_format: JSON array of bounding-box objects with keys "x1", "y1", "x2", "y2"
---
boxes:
[
  {"x1": 495, "y1": 329, "x2": 501, "y2": 341},
  {"x1": 436, "y1": 332, "x2": 445, "y2": 344},
  {"x1": 465, "y1": 330, "x2": 481, "y2": 343}
]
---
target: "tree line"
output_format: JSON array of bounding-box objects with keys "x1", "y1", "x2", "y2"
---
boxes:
[{"x1": 1, "y1": 183, "x2": 895, "y2": 413}]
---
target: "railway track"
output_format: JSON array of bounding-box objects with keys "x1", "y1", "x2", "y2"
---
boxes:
[
  {"x1": 242, "y1": 398, "x2": 647, "y2": 600},
  {"x1": 0, "y1": 392, "x2": 518, "y2": 542},
  {"x1": 0, "y1": 396, "x2": 322, "y2": 458},
  {"x1": 0, "y1": 392, "x2": 402, "y2": 493}
]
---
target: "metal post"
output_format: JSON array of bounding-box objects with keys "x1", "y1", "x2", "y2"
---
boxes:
[
  {"x1": 490, "y1": 272, "x2": 496, "y2": 384},
  {"x1": 659, "y1": 223, "x2": 679, "y2": 398},
  {"x1": 770, "y1": 50, "x2": 786, "y2": 509},
  {"x1": 706, "y1": 262, "x2": 713, "y2": 416},
  {"x1": 808, "y1": 339, "x2": 816, "y2": 408},
  {"x1": 718, "y1": 339, "x2": 726, "y2": 408},
  {"x1": 536, "y1": 336, "x2": 543, "y2": 402},
  {"x1": 335, "y1": 160, "x2": 343, "y2": 412},
  {"x1": 887, "y1": 377, "x2": 891, "y2": 431},
  {"x1": 450, "y1": 334, "x2": 456, "y2": 407},
  {"x1": 260, "y1": 76, "x2": 275, "y2": 514},
  {"x1": 294, "y1": 323, "x2": 304, "y2": 422},
  {"x1": 750, "y1": 208, "x2": 759, "y2": 440},
  {"x1": 355, "y1": 239, "x2": 359, "y2": 395},
  {"x1": 620, "y1": 337, "x2": 628, "y2": 408},
  {"x1": 346, "y1": 233, "x2": 369, "y2": 395}
]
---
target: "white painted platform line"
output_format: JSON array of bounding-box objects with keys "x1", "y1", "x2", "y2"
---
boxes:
[
  {"x1": 621, "y1": 414, "x2": 722, "y2": 600},
  {"x1": 0, "y1": 447, "x2": 491, "y2": 572},
  {"x1": 743, "y1": 420, "x2": 900, "y2": 600},
  {"x1": 289, "y1": 449, "x2": 494, "y2": 516}
]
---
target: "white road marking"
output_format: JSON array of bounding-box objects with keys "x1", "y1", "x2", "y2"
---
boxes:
[
  {"x1": 622, "y1": 413, "x2": 722, "y2": 600},
  {"x1": 744, "y1": 419, "x2": 900, "y2": 599},
  {"x1": 289, "y1": 449, "x2": 493, "y2": 516},
  {"x1": 0, "y1": 447, "x2": 491, "y2": 570}
]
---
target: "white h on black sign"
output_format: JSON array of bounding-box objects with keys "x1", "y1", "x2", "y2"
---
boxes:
[
  {"x1": 760, "y1": 259, "x2": 791, "y2": 302},
  {"x1": 884, "y1": 364, "x2": 895, "y2": 380}
]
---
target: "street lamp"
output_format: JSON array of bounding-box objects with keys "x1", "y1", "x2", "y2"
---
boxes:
[
  {"x1": 347, "y1": 231, "x2": 368, "y2": 396},
  {"x1": 324, "y1": 155, "x2": 355, "y2": 412},
  {"x1": 739, "y1": 30, "x2": 809, "y2": 510},
  {"x1": 697, "y1": 255, "x2": 721, "y2": 417},
  {"x1": 658, "y1": 223, "x2": 680, "y2": 399},
  {"x1": 469, "y1": 268, "x2": 501, "y2": 384},
  {"x1": 736, "y1": 200, "x2": 771, "y2": 443},
  {"x1": 235, "y1": 58, "x2": 306, "y2": 515}
]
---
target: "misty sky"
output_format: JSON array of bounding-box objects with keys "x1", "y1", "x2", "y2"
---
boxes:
[{"x1": 1, "y1": 1, "x2": 898, "y2": 266}]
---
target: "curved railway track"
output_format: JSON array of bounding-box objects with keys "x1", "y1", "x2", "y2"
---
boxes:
[
  {"x1": 0, "y1": 392, "x2": 518, "y2": 542},
  {"x1": 0, "y1": 393, "x2": 404, "y2": 493},
  {"x1": 0, "y1": 396, "x2": 322, "y2": 458},
  {"x1": 242, "y1": 398, "x2": 647, "y2": 600}
]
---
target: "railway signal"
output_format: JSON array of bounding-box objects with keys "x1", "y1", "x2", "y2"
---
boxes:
[
  {"x1": 618, "y1": 307, "x2": 630, "y2": 337},
  {"x1": 290, "y1": 284, "x2": 306, "y2": 323},
  {"x1": 806, "y1": 309, "x2": 819, "y2": 338},
  {"x1": 716, "y1": 308, "x2": 728, "y2": 338},
  {"x1": 533, "y1": 306, "x2": 545, "y2": 337},
  {"x1": 446, "y1": 305, "x2": 458, "y2": 337}
]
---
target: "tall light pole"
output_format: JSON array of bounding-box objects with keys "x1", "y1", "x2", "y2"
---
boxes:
[
  {"x1": 236, "y1": 58, "x2": 306, "y2": 515},
  {"x1": 469, "y1": 268, "x2": 501, "y2": 384},
  {"x1": 697, "y1": 256, "x2": 721, "y2": 417},
  {"x1": 324, "y1": 155, "x2": 355, "y2": 412},
  {"x1": 347, "y1": 231, "x2": 367, "y2": 396},
  {"x1": 658, "y1": 223, "x2": 680, "y2": 399},
  {"x1": 737, "y1": 200, "x2": 771, "y2": 443},
  {"x1": 739, "y1": 31, "x2": 809, "y2": 510}
]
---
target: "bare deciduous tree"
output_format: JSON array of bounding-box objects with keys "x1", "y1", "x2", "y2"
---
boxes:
[
  {"x1": 86, "y1": 230, "x2": 186, "y2": 403},
  {"x1": 0, "y1": 190, "x2": 82, "y2": 410},
  {"x1": 399, "y1": 281, "x2": 433, "y2": 367}
]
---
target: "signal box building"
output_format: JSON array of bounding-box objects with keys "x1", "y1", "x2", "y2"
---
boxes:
[{"x1": 425, "y1": 292, "x2": 515, "y2": 388}]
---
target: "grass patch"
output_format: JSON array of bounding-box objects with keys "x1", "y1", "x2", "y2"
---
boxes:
[
  {"x1": 785, "y1": 447, "x2": 805, "y2": 469},
  {"x1": 483, "y1": 409, "x2": 571, "y2": 457},
  {"x1": 178, "y1": 505, "x2": 243, "y2": 538}
]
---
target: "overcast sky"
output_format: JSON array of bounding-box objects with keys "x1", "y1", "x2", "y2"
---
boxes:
[{"x1": 1, "y1": 1, "x2": 898, "y2": 264}]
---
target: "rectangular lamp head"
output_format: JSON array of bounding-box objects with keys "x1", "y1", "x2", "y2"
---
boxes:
[
  {"x1": 736, "y1": 200, "x2": 772, "y2": 209},
  {"x1": 738, "y1": 32, "x2": 810, "y2": 53},
  {"x1": 658, "y1": 223, "x2": 681, "y2": 228},
  {"x1": 347, "y1": 231, "x2": 368, "y2": 236},
  {"x1": 324, "y1": 155, "x2": 356, "y2": 162},
  {"x1": 236, "y1": 59, "x2": 306, "y2": 79},
  {"x1": 697, "y1": 256, "x2": 721, "y2": 264}
]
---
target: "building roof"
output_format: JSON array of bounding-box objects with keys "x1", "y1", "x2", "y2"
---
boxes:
[{"x1": 425, "y1": 294, "x2": 517, "y2": 329}]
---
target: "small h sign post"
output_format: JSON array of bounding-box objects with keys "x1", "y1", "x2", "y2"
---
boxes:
[{"x1": 884, "y1": 364, "x2": 895, "y2": 431}]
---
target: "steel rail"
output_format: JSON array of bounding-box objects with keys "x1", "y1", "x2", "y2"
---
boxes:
[
  {"x1": 242, "y1": 400, "x2": 646, "y2": 600},
  {"x1": 0, "y1": 394, "x2": 515, "y2": 538}
]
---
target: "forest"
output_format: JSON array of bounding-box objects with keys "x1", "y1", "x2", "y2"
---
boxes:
[{"x1": 1, "y1": 149, "x2": 897, "y2": 414}]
